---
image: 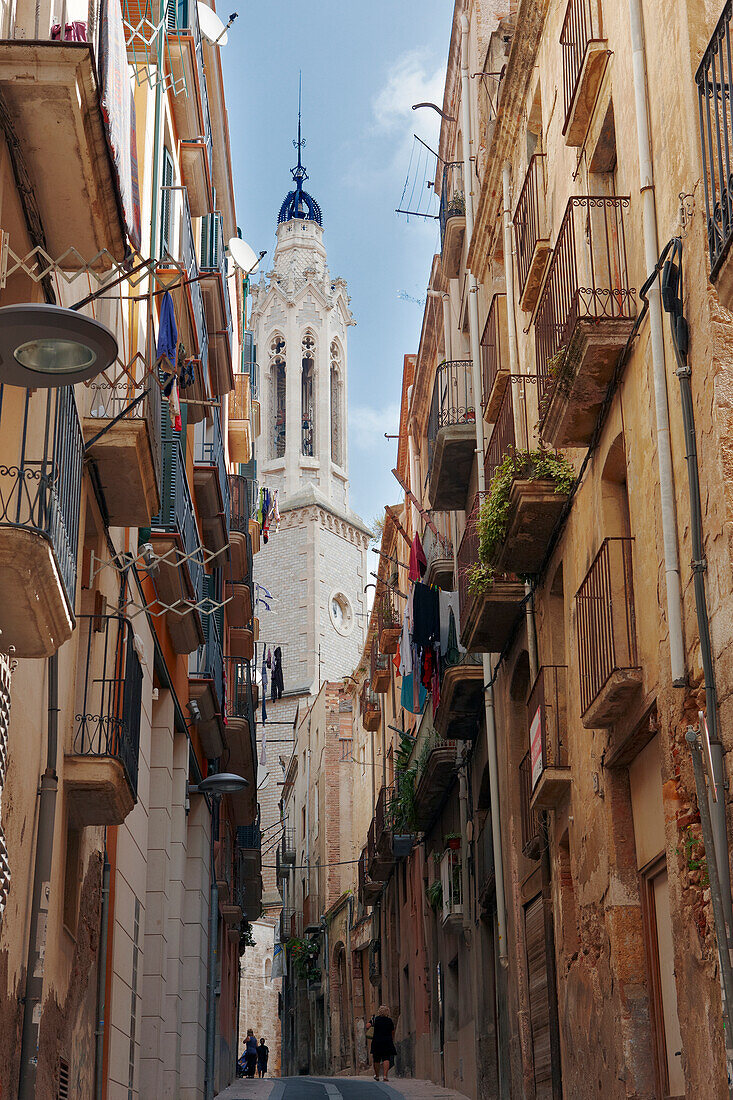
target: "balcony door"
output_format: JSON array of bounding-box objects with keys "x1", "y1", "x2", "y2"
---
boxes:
[{"x1": 524, "y1": 894, "x2": 552, "y2": 1099}]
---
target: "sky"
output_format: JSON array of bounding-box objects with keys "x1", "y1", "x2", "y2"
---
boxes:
[{"x1": 221, "y1": 0, "x2": 452, "y2": 529}]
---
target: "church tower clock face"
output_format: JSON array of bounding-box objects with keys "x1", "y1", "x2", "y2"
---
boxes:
[{"x1": 329, "y1": 592, "x2": 353, "y2": 637}]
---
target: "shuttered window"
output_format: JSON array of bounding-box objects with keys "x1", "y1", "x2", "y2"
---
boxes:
[
  {"x1": 160, "y1": 147, "x2": 174, "y2": 260},
  {"x1": 525, "y1": 895, "x2": 552, "y2": 1098}
]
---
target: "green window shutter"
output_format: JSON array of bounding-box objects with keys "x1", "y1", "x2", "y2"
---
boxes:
[{"x1": 160, "y1": 148, "x2": 174, "y2": 259}]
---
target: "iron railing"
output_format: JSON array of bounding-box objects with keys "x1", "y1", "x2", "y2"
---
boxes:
[
  {"x1": 423, "y1": 518, "x2": 453, "y2": 570},
  {"x1": 191, "y1": 605, "x2": 224, "y2": 710},
  {"x1": 457, "y1": 491, "x2": 487, "y2": 630},
  {"x1": 228, "y1": 474, "x2": 250, "y2": 535},
  {"x1": 224, "y1": 655, "x2": 257, "y2": 769},
  {"x1": 514, "y1": 154, "x2": 548, "y2": 297},
  {"x1": 371, "y1": 631, "x2": 390, "y2": 683},
  {"x1": 194, "y1": 411, "x2": 230, "y2": 532},
  {"x1": 480, "y1": 294, "x2": 507, "y2": 413},
  {"x1": 376, "y1": 590, "x2": 399, "y2": 637},
  {"x1": 519, "y1": 751, "x2": 542, "y2": 858},
  {"x1": 427, "y1": 360, "x2": 475, "y2": 471},
  {"x1": 152, "y1": 433, "x2": 205, "y2": 600},
  {"x1": 527, "y1": 665, "x2": 568, "y2": 786},
  {"x1": 0, "y1": 386, "x2": 83, "y2": 611},
  {"x1": 697, "y1": 1, "x2": 733, "y2": 277},
  {"x1": 439, "y1": 161, "x2": 466, "y2": 250},
  {"x1": 201, "y1": 211, "x2": 233, "y2": 336},
  {"x1": 483, "y1": 375, "x2": 535, "y2": 488},
  {"x1": 374, "y1": 784, "x2": 395, "y2": 847},
  {"x1": 575, "y1": 537, "x2": 639, "y2": 717},
  {"x1": 535, "y1": 196, "x2": 635, "y2": 408},
  {"x1": 230, "y1": 373, "x2": 250, "y2": 420},
  {"x1": 87, "y1": 356, "x2": 162, "y2": 497},
  {"x1": 162, "y1": 185, "x2": 208, "y2": 368},
  {"x1": 237, "y1": 821, "x2": 262, "y2": 851},
  {"x1": 560, "y1": 0, "x2": 605, "y2": 133},
  {"x1": 73, "y1": 614, "x2": 143, "y2": 799},
  {"x1": 282, "y1": 826, "x2": 296, "y2": 864},
  {"x1": 361, "y1": 682, "x2": 381, "y2": 723}
]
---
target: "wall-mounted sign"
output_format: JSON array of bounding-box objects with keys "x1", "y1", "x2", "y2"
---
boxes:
[{"x1": 530, "y1": 704, "x2": 543, "y2": 790}]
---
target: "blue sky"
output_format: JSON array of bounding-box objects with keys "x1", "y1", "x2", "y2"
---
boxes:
[{"x1": 222, "y1": 1, "x2": 451, "y2": 527}]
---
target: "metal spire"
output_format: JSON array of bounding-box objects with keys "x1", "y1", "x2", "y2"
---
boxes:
[{"x1": 292, "y1": 71, "x2": 308, "y2": 188}]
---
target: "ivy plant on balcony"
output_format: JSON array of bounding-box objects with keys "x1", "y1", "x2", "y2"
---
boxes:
[
  {"x1": 469, "y1": 449, "x2": 576, "y2": 595},
  {"x1": 392, "y1": 766, "x2": 417, "y2": 834}
]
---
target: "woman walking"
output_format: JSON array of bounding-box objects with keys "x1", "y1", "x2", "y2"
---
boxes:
[
  {"x1": 244, "y1": 1029, "x2": 258, "y2": 1078},
  {"x1": 370, "y1": 1004, "x2": 396, "y2": 1082}
]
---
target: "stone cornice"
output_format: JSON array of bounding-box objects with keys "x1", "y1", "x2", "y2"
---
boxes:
[
  {"x1": 468, "y1": 0, "x2": 550, "y2": 277},
  {"x1": 276, "y1": 486, "x2": 372, "y2": 540}
]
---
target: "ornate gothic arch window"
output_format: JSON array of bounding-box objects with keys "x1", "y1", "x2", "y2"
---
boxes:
[
  {"x1": 330, "y1": 340, "x2": 343, "y2": 466},
  {"x1": 301, "y1": 331, "x2": 316, "y2": 457},
  {"x1": 269, "y1": 334, "x2": 286, "y2": 459}
]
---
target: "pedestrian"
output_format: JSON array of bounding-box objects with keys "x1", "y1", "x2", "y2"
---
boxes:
[
  {"x1": 244, "y1": 1028, "x2": 258, "y2": 1078},
  {"x1": 257, "y1": 1036, "x2": 269, "y2": 1078},
  {"x1": 370, "y1": 1004, "x2": 396, "y2": 1082}
]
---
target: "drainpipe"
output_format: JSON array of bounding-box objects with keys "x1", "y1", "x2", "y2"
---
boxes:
[
  {"x1": 501, "y1": 168, "x2": 520, "y2": 378},
  {"x1": 205, "y1": 796, "x2": 219, "y2": 1100},
  {"x1": 94, "y1": 848, "x2": 111, "y2": 1099},
  {"x1": 460, "y1": 11, "x2": 508, "y2": 968},
  {"x1": 457, "y1": 745, "x2": 471, "y2": 936},
  {"x1": 627, "y1": 0, "x2": 685, "y2": 686},
  {"x1": 19, "y1": 654, "x2": 59, "y2": 1100},
  {"x1": 346, "y1": 894, "x2": 356, "y2": 1069}
]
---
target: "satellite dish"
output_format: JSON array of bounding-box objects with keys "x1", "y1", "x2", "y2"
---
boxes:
[
  {"x1": 227, "y1": 236, "x2": 261, "y2": 275},
  {"x1": 257, "y1": 766, "x2": 269, "y2": 790},
  {"x1": 197, "y1": 2, "x2": 229, "y2": 45}
]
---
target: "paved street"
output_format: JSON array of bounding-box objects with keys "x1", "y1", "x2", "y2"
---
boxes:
[{"x1": 215, "y1": 1077, "x2": 471, "y2": 1100}]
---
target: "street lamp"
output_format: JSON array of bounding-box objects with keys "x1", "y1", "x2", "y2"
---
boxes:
[
  {"x1": 0, "y1": 303, "x2": 118, "y2": 388},
  {"x1": 189, "y1": 770, "x2": 249, "y2": 1100}
]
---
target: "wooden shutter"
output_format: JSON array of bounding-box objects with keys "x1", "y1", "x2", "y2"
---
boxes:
[
  {"x1": 525, "y1": 895, "x2": 552, "y2": 1098},
  {"x1": 160, "y1": 147, "x2": 174, "y2": 259}
]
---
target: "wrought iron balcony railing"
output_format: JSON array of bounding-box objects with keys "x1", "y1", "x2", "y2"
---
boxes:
[
  {"x1": 483, "y1": 375, "x2": 535, "y2": 488},
  {"x1": 560, "y1": 0, "x2": 605, "y2": 133},
  {"x1": 191, "y1": 604, "x2": 224, "y2": 710},
  {"x1": 427, "y1": 359, "x2": 475, "y2": 471},
  {"x1": 519, "y1": 751, "x2": 542, "y2": 858},
  {"x1": 480, "y1": 294, "x2": 508, "y2": 414},
  {"x1": 194, "y1": 410, "x2": 230, "y2": 532},
  {"x1": 535, "y1": 196, "x2": 635, "y2": 409},
  {"x1": 527, "y1": 665, "x2": 568, "y2": 777},
  {"x1": 161, "y1": 184, "x2": 208, "y2": 366},
  {"x1": 200, "y1": 211, "x2": 233, "y2": 336},
  {"x1": 575, "y1": 537, "x2": 639, "y2": 718},
  {"x1": 697, "y1": 0, "x2": 733, "y2": 278},
  {"x1": 228, "y1": 474, "x2": 251, "y2": 536},
  {"x1": 237, "y1": 821, "x2": 262, "y2": 851},
  {"x1": 514, "y1": 154, "x2": 549, "y2": 297},
  {"x1": 151, "y1": 434, "x2": 205, "y2": 597},
  {"x1": 74, "y1": 613, "x2": 143, "y2": 800},
  {"x1": 439, "y1": 161, "x2": 466, "y2": 250}
]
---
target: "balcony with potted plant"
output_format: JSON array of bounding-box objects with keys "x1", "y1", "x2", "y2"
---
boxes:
[
  {"x1": 457, "y1": 493, "x2": 525, "y2": 653},
  {"x1": 370, "y1": 636, "x2": 391, "y2": 694},
  {"x1": 361, "y1": 683, "x2": 381, "y2": 732},
  {"x1": 377, "y1": 591, "x2": 401, "y2": 655}
]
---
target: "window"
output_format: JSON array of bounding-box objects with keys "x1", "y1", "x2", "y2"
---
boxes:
[
  {"x1": 269, "y1": 334, "x2": 286, "y2": 459},
  {"x1": 160, "y1": 147, "x2": 174, "y2": 259},
  {"x1": 329, "y1": 590, "x2": 353, "y2": 636},
  {"x1": 330, "y1": 341, "x2": 343, "y2": 465},
  {"x1": 301, "y1": 332, "x2": 316, "y2": 456},
  {"x1": 264, "y1": 957, "x2": 272, "y2": 985}
]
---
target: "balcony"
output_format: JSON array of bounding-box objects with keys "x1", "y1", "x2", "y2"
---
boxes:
[
  {"x1": 377, "y1": 591, "x2": 401, "y2": 655},
  {"x1": 484, "y1": 380, "x2": 570, "y2": 575},
  {"x1": 519, "y1": 751, "x2": 542, "y2": 859},
  {"x1": 413, "y1": 733, "x2": 458, "y2": 831},
  {"x1": 560, "y1": 0, "x2": 609, "y2": 146},
  {"x1": 229, "y1": 628, "x2": 254, "y2": 660},
  {"x1": 427, "y1": 360, "x2": 476, "y2": 511},
  {"x1": 514, "y1": 155, "x2": 552, "y2": 312},
  {"x1": 193, "y1": 413, "x2": 230, "y2": 553},
  {"x1": 281, "y1": 908, "x2": 304, "y2": 941},
  {"x1": 150, "y1": 431, "x2": 205, "y2": 654},
  {"x1": 84, "y1": 362, "x2": 162, "y2": 528},
  {"x1": 697, "y1": 2, "x2": 733, "y2": 307},
  {"x1": 423, "y1": 520, "x2": 453, "y2": 589},
  {"x1": 200, "y1": 213, "x2": 234, "y2": 395},
  {"x1": 228, "y1": 474, "x2": 252, "y2": 582},
  {"x1": 576, "y1": 537, "x2": 642, "y2": 727},
  {"x1": 224, "y1": 657, "x2": 257, "y2": 824},
  {"x1": 0, "y1": 386, "x2": 82, "y2": 658},
  {"x1": 0, "y1": 42, "x2": 126, "y2": 263},
  {"x1": 457, "y1": 493, "x2": 525, "y2": 653},
  {"x1": 439, "y1": 161, "x2": 466, "y2": 278},
  {"x1": 358, "y1": 846, "x2": 382, "y2": 904},
  {"x1": 237, "y1": 819, "x2": 262, "y2": 878},
  {"x1": 440, "y1": 849, "x2": 463, "y2": 930},
  {"x1": 229, "y1": 374, "x2": 253, "y2": 465},
  {"x1": 527, "y1": 666, "x2": 571, "y2": 810},
  {"x1": 282, "y1": 826, "x2": 296, "y2": 865},
  {"x1": 370, "y1": 635, "x2": 390, "y2": 694},
  {"x1": 189, "y1": 609, "x2": 224, "y2": 757},
  {"x1": 481, "y1": 294, "x2": 510, "y2": 422},
  {"x1": 226, "y1": 579, "x2": 252, "y2": 629},
  {"x1": 367, "y1": 787, "x2": 395, "y2": 882},
  {"x1": 66, "y1": 614, "x2": 142, "y2": 827},
  {"x1": 159, "y1": 186, "x2": 210, "y2": 424},
  {"x1": 536, "y1": 196, "x2": 636, "y2": 448},
  {"x1": 361, "y1": 684, "x2": 381, "y2": 732},
  {"x1": 166, "y1": 0, "x2": 214, "y2": 215},
  {"x1": 434, "y1": 652, "x2": 484, "y2": 741}
]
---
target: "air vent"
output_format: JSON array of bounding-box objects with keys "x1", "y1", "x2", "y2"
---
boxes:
[{"x1": 57, "y1": 1057, "x2": 70, "y2": 1100}]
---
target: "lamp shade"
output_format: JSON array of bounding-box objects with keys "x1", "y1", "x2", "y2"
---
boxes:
[
  {"x1": 195, "y1": 772, "x2": 250, "y2": 795},
  {"x1": 0, "y1": 303, "x2": 118, "y2": 387}
]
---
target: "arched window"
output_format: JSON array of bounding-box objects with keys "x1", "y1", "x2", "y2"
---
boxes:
[
  {"x1": 264, "y1": 957, "x2": 272, "y2": 985},
  {"x1": 330, "y1": 340, "x2": 343, "y2": 466},
  {"x1": 269, "y1": 334, "x2": 286, "y2": 459},
  {"x1": 301, "y1": 332, "x2": 316, "y2": 457}
]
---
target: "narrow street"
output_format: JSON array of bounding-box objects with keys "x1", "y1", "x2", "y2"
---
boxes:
[{"x1": 216, "y1": 1079, "x2": 470, "y2": 1100}]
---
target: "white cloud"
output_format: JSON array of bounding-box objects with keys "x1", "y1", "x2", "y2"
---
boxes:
[
  {"x1": 349, "y1": 402, "x2": 400, "y2": 450},
  {"x1": 373, "y1": 50, "x2": 445, "y2": 142}
]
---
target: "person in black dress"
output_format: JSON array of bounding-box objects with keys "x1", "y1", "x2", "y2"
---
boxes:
[
  {"x1": 371, "y1": 1004, "x2": 396, "y2": 1082},
  {"x1": 257, "y1": 1037, "x2": 269, "y2": 1078}
]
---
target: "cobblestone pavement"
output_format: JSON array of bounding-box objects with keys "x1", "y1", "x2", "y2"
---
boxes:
[{"x1": 216, "y1": 1076, "x2": 471, "y2": 1100}]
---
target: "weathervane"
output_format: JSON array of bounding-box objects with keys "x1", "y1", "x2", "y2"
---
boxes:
[{"x1": 291, "y1": 71, "x2": 308, "y2": 187}]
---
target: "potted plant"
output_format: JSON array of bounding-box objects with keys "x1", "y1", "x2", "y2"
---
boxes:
[
  {"x1": 445, "y1": 832, "x2": 461, "y2": 851},
  {"x1": 426, "y1": 879, "x2": 443, "y2": 911}
]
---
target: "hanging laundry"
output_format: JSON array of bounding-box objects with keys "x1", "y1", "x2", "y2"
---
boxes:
[
  {"x1": 260, "y1": 727, "x2": 267, "y2": 767},
  {"x1": 408, "y1": 534, "x2": 427, "y2": 582},
  {"x1": 412, "y1": 582, "x2": 440, "y2": 648},
  {"x1": 273, "y1": 491, "x2": 281, "y2": 532},
  {"x1": 444, "y1": 608, "x2": 460, "y2": 667},
  {"x1": 401, "y1": 672, "x2": 427, "y2": 715},
  {"x1": 156, "y1": 291, "x2": 178, "y2": 371},
  {"x1": 168, "y1": 376, "x2": 182, "y2": 433},
  {"x1": 261, "y1": 654, "x2": 268, "y2": 695},
  {"x1": 439, "y1": 589, "x2": 465, "y2": 656},
  {"x1": 266, "y1": 648, "x2": 272, "y2": 669},
  {"x1": 271, "y1": 646, "x2": 284, "y2": 701},
  {"x1": 398, "y1": 609, "x2": 412, "y2": 676}
]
